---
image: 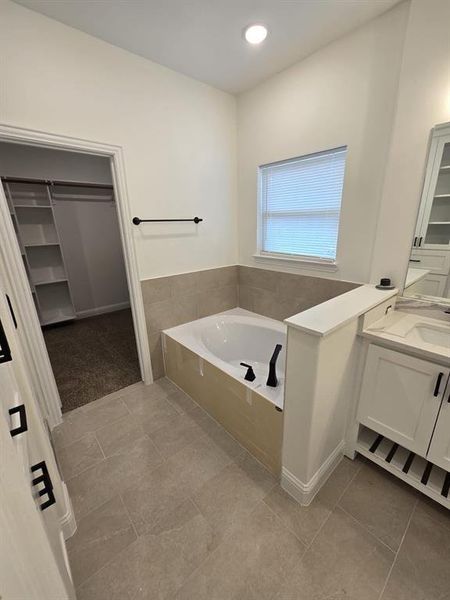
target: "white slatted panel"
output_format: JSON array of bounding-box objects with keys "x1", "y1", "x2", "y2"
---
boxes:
[{"x1": 260, "y1": 147, "x2": 347, "y2": 260}]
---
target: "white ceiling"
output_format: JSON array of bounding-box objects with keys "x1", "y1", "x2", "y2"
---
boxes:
[{"x1": 14, "y1": 0, "x2": 402, "y2": 94}]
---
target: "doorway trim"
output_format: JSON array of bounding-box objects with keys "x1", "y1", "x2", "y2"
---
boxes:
[{"x1": 0, "y1": 124, "x2": 153, "y2": 428}]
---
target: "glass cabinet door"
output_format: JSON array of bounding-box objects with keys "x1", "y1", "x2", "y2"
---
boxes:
[{"x1": 424, "y1": 140, "x2": 450, "y2": 247}]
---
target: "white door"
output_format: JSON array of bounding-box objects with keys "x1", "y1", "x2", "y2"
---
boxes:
[
  {"x1": 0, "y1": 281, "x2": 75, "y2": 598},
  {"x1": 427, "y1": 377, "x2": 450, "y2": 471},
  {"x1": 357, "y1": 345, "x2": 447, "y2": 457}
]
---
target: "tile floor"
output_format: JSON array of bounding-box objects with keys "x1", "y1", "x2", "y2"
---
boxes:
[
  {"x1": 44, "y1": 309, "x2": 140, "y2": 412},
  {"x1": 53, "y1": 379, "x2": 450, "y2": 600}
]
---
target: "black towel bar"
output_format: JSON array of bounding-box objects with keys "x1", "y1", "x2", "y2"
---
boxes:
[{"x1": 132, "y1": 217, "x2": 203, "y2": 225}]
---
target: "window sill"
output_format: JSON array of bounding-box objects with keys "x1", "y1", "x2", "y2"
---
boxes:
[{"x1": 252, "y1": 252, "x2": 338, "y2": 272}]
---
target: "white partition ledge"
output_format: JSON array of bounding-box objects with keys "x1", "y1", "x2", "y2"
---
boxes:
[
  {"x1": 284, "y1": 284, "x2": 398, "y2": 337},
  {"x1": 281, "y1": 284, "x2": 398, "y2": 506}
]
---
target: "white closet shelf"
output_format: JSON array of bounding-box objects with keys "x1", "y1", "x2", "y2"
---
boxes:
[
  {"x1": 13, "y1": 204, "x2": 52, "y2": 209},
  {"x1": 24, "y1": 242, "x2": 60, "y2": 248},
  {"x1": 428, "y1": 221, "x2": 450, "y2": 225},
  {"x1": 40, "y1": 309, "x2": 75, "y2": 327},
  {"x1": 434, "y1": 194, "x2": 450, "y2": 198},
  {"x1": 34, "y1": 278, "x2": 68, "y2": 287}
]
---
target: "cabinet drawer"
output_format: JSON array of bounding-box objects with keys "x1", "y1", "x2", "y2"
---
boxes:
[{"x1": 410, "y1": 249, "x2": 450, "y2": 274}]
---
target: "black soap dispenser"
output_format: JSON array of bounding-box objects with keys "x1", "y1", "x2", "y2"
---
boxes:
[{"x1": 376, "y1": 278, "x2": 395, "y2": 290}]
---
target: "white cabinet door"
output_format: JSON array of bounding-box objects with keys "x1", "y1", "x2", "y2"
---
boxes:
[
  {"x1": 427, "y1": 381, "x2": 450, "y2": 471},
  {"x1": 357, "y1": 345, "x2": 447, "y2": 457}
]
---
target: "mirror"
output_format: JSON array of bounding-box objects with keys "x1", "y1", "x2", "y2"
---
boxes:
[{"x1": 404, "y1": 122, "x2": 450, "y2": 303}]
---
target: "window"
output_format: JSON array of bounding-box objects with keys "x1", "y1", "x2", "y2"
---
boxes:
[{"x1": 258, "y1": 146, "x2": 347, "y2": 263}]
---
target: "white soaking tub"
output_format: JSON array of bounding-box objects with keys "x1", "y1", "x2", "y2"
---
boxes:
[{"x1": 163, "y1": 308, "x2": 286, "y2": 409}]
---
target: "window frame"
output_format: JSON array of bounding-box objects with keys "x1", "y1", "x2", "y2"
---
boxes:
[{"x1": 255, "y1": 147, "x2": 346, "y2": 270}]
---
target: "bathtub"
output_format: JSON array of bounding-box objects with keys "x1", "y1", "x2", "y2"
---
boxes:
[{"x1": 163, "y1": 308, "x2": 286, "y2": 474}]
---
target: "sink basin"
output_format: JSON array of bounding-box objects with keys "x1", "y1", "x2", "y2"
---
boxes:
[{"x1": 408, "y1": 324, "x2": 450, "y2": 349}]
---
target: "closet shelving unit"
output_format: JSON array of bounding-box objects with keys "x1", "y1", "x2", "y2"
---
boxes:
[{"x1": 2, "y1": 177, "x2": 114, "y2": 327}]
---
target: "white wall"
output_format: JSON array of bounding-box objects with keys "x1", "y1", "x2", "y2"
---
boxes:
[
  {"x1": 236, "y1": 2, "x2": 410, "y2": 284},
  {"x1": 370, "y1": 0, "x2": 450, "y2": 288},
  {"x1": 0, "y1": 143, "x2": 112, "y2": 184},
  {"x1": 0, "y1": 0, "x2": 238, "y2": 281}
]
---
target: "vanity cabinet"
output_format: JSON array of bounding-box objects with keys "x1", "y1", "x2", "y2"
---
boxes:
[
  {"x1": 357, "y1": 345, "x2": 449, "y2": 459},
  {"x1": 427, "y1": 395, "x2": 450, "y2": 471}
]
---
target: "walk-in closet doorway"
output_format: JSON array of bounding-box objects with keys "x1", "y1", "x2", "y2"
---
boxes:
[{"x1": 0, "y1": 125, "x2": 152, "y2": 427}]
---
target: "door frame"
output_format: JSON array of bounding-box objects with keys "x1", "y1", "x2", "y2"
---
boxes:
[{"x1": 0, "y1": 123, "x2": 152, "y2": 428}]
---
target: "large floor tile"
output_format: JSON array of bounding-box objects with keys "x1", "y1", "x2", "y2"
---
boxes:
[
  {"x1": 95, "y1": 412, "x2": 147, "y2": 457},
  {"x1": 67, "y1": 496, "x2": 136, "y2": 587},
  {"x1": 185, "y1": 406, "x2": 245, "y2": 461},
  {"x1": 122, "y1": 435, "x2": 239, "y2": 534},
  {"x1": 53, "y1": 396, "x2": 129, "y2": 449},
  {"x1": 77, "y1": 500, "x2": 214, "y2": 600},
  {"x1": 67, "y1": 435, "x2": 164, "y2": 518},
  {"x1": 175, "y1": 501, "x2": 305, "y2": 600},
  {"x1": 57, "y1": 432, "x2": 104, "y2": 480},
  {"x1": 264, "y1": 456, "x2": 360, "y2": 546},
  {"x1": 148, "y1": 410, "x2": 207, "y2": 458},
  {"x1": 124, "y1": 388, "x2": 179, "y2": 433},
  {"x1": 275, "y1": 507, "x2": 394, "y2": 600},
  {"x1": 339, "y1": 460, "x2": 418, "y2": 551},
  {"x1": 193, "y1": 452, "x2": 276, "y2": 548},
  {"x1": 166, "y1": 387, "x2": 198, "y2": 414},
  {"x1": 381, "y1": 502, "x2": 450, "y2": 600}
]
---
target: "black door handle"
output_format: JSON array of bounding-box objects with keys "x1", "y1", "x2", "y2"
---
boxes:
[
  {"x1": 413, "y1": 236, "x2": 418, "y2": 247},
  {"x1": 418, "y1": 236, "x2": 423, "y2": 246},
  {"x1": 6, "y1": 295, "x2": 17, "y2": 329},
  {"x1": 9, "y1": 404, "x2": 28, "y2": 437},
  {"x1": 433, "y1": 372, "x2": 444, "y2": 397},
  {"x1": 0, "y1": 318, "x2": 12, "y2": 364},
  {"x1": 31, "y1": 461, "x2": 56, "y2": 511}
]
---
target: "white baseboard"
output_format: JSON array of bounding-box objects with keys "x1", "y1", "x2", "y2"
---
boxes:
[
  {"x1": 76, "y1": 301, "x2": 130, "y2": 319},
  {"x1": 59, "y1": 482, "x2": 77, "y2": 540},
  {"x1": 281, "y1": 441, "x2": 345, "y2": 506}
]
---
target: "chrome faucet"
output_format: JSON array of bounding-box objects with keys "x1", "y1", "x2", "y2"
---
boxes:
[{"x1": 266, "y1": 344, "x2": 282, "y2": 387}]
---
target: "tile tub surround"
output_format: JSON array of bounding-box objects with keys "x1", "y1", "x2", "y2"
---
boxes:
[
  {"x1": 54, "y1": 380, "x2": 450, "y2": 600},
  {"x1": 164, "y1": 335, "x2": 283, "y2": 475},
  {"x1": 141, "y1": 266, "x2": 239, "y2": 380},
  {"x1": 238, "y1": 265, "x2": 360, "y2": 322},
  {"x1": 142, "y1": 264, "x2": 359, "y2": 380}
]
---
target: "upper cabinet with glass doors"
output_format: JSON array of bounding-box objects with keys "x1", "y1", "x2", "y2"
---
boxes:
[{"x1": 414, "y1": 123, "x2": 450, "y2": 249}]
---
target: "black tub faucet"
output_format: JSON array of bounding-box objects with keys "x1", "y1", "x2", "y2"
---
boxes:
[
  {"x1": 266, "y1": 344, "x2": 282, "y2": 387},
  {"x1": 240, "y1": 362, "x2": 256, "y2": 382}
]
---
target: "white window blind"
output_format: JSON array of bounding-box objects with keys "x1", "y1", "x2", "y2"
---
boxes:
[{"x1": 259, "y1": 146, "x2": 347, "y2": 262}]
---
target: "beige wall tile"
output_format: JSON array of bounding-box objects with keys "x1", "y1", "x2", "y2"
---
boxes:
[
  {"x1": 142, "y1": 266, "x2": 239, "y2": 380},
  {"x1": 148, "y1": 332, "x2": 165, "y2": 380},
  {"x1": 197, "y1": 285, "x2": 238, "y2": 318},
  {"x1": 141, "y1": 276, "x2": 173, "y2": 305}
]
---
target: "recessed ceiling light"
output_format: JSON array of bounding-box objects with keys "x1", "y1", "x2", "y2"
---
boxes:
[{"x1": 244, "y1": 24, "x2": 268, "y2": 45}]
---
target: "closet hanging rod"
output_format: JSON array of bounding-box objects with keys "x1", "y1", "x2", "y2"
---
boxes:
[
  {"x1": 1, "y1": 176, "x2": 113, "y2": 190},
  {"x1": 132, "y1": 217, "x2": 203, "y2": 225}
]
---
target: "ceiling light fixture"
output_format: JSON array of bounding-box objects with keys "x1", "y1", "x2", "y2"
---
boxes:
[{"x1": 244, "y1": 24, "x2": 268, "y2": 45}]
